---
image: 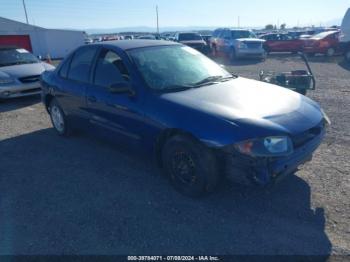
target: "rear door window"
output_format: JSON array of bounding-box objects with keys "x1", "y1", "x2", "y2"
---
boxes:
[{"x1": 68, "y1": 47, "x2": 98, "y2": 83}]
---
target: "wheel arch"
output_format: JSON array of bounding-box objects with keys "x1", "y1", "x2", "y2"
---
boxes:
[{"x1": 154, "y1": 128, "x2": 204, "y2": 168}]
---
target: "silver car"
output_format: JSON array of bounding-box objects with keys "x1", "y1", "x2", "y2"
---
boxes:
[
  {"x1": 0, "y1": 46, "x2": 55, "y2": 99},
  {"x1": 211, "y1": 28, "x2": 266, "y2": 60}
]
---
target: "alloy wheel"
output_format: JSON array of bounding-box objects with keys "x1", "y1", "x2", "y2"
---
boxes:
[{"x1": 51, "y1": 105, "x2": 65, "y2": 133}]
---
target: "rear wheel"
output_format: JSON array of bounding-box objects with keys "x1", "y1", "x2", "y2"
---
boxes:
[
  {"x1": 49, "y1": 98, "x2": 71, "y2": 136},
  {"x1": 162, "y1": 135, "x2": 220, "y2": 197},
  {"x1": 326, "y1": 48, "x2": 335, "y2": 57}
]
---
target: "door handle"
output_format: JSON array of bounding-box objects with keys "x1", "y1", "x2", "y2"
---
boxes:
[{"x1": 87, "y1": 96, "x2": 97, "y2": 103}]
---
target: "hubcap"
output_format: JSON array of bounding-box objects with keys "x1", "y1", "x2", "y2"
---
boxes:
[
  {"x1": 51, "y1": 105, "x2": 64, "y2": 133},
  {"x1": 327, "y1": 48, "x2": 335, "y2": 57},
  {"x1": 171, "y1": 151, "x2": 196, "y2": 185}
]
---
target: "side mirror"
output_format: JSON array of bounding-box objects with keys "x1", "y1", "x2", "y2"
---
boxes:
[{"x1": 108, "y1": 82, "x2": 135, "y2": 96}]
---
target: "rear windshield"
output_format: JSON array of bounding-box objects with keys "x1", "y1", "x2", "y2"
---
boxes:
[
  {"x1": 231, "y1": 30, "x2": 257, "y2": 39},
  {"x1": 179, "y1": 33, "x2": 203, "y2": 41},
  {"x1": 0, "y1": 48, "x2": 39, "y2": 67}
]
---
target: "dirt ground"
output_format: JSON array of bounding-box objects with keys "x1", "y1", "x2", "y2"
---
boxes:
[{"x1": 0, "y1": 54, "x2": 349, "y2": 256}]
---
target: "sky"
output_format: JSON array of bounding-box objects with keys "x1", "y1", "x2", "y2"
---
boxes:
[{"x1": 0, "y1": 0, "x2": 349, "y2": 30}]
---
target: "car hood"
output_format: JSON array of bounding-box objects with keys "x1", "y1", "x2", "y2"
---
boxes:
[
  {"x1": 237, "y1": 38, "x2": 265, "y2": 43},
  {"x1": 161, "y1": 77, "x2": 323, "y2": 135},
  {"x1": 0, "y1": 62, "x2": 55, "y2": 78}
]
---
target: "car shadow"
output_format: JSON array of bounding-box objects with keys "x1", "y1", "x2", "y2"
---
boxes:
[
  {"x1": 0, "y1": 95, "x2": 41, "y2": 113},
  {"x1": 338, "y1": 60, "x2": 350, "y2": 71},
  {"x1": 0, "y1": 129, "x2": 332, "y2": 256}
]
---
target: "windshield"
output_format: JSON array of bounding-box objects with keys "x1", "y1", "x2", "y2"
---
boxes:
[
  {"x1": 0, "y1": 48, "x2": 39, "y2": 67},
  {"x1": 129, "y1": 45, "x2": 232, "y2": 92},
  {"x1": 311, "y1": 31, "x2": 338, "y2": 40},
  {"x1": 231, "y1": 30, "x2": 257, "y2": 39},
  {"x1": 179, "y1": 33, "x2": 203, "y2": 41}
]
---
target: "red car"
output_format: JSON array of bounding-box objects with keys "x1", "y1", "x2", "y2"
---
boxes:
[
  {"x1": 260, "y1": 33, "x2": 303, "y2": 53},
  {"x1": 302, "y1": 31, "x2": 340, "y2": 56}
]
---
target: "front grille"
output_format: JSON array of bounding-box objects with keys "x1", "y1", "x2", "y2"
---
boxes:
[
  {"x1": 19, "y1": 75, "x2": 40, "y2": 83},
  {"x1": 291, "y1": 121, "x2": 325, "y2": 148},
  {"x1": 245, "y1": 42, "x2": 262, "y2": 49}
]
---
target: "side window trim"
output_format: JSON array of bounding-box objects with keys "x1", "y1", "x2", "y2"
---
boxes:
[
  {"x1": 66, "y1": 46, "x2": 99, "y2": 84},
  {"x1": 58, "y1": 54, "x2": 73, "y2": 79},
  {"x1": 91, "y1": 48, "x2": 130, "y2": 88}
]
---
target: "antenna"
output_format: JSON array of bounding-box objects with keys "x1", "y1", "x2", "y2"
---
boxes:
[{"x1": 22, "y1": 0, "x2": 29, "y2": 24}]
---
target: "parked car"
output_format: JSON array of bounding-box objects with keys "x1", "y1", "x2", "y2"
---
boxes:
[
  {"x1": 340, "y1": 8, "x2": 350, "y2": 62},
  {"x1": 41, "y1": 40, "x2": 329, "y2": 197},
  {"x1": 137, "y1": 35, "x2": 156, "y2": 40},
  {"x1": 302, "y1": 31, "x2": 340, "y2": 57},
  {"x1": 260, "y1": 33, "x2": 303, "y2": 53},
  {"x1": 210, "y1": 28, "x2": 266, "y2": 60},
  {"x1": 201, "y1": 34, "x2": 212, "y2": 46},
  {"x1": 124, "y1": 35, "x2": 134, "y2": 40},
  {"x1": 0, "y1": 46, "x2": 54, "y2": 100},
  {"x1": 174, "y1": 32, "x2": 208, "y2": 53}
]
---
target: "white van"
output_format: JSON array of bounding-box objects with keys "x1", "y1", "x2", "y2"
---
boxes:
[{"x1": 341, "y1": 8, "x2": 350, "y2": 61}]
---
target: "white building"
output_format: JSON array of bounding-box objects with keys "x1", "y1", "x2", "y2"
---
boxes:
[{"x1": 0, "y1": 16, "x2": 85, "y2": 59}]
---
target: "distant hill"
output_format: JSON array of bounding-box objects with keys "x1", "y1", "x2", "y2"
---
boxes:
[
  {"x1": 83, "y1": 19, "x2": 343, "y2": 35},
  {"x1": 85, "y1": 26, "x2": 223, "y2": 34}
]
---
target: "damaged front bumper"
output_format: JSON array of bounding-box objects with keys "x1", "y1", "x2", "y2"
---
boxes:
[{"x1": 223, "y1": 128, "x2": 325, "y2": 186}]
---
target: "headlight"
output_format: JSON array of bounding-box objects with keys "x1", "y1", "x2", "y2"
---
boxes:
[
  {"x1": 238, "y1": 42, "x2": 248, "y2": 49},
  {"x1": 321, "y1": 109, "x2": 331, "y2": 126},
  {"x1": 234, "y1": 136, "x2": 293, "y2": 157},
  {"x1": 0, "y1": 77, "x2": 15, "y2": 85}
]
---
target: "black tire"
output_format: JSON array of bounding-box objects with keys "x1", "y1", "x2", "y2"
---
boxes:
[
  {"x1": 49, "y1": 98, "x2": 71, "y2": 137},
  {"x1": 162, "y1": 135, "x2": 220, "y2": 197}
]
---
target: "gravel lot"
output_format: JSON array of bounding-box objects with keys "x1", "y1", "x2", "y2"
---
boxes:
[{"x1": 0, "y1": 55, "x2": 349, "y2": 256}]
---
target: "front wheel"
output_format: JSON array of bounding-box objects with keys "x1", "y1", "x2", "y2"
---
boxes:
[
  {"x1": 162, "y1": 135, "x2": 220, "y2": 197},
  {"x1": 49, "y1": 98, "x2": 71, "y2": 136}
]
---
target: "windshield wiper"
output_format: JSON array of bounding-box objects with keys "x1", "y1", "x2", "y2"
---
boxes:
[
  {"x1": 160, "y1": 84, "x2": 194, "y2": 93},
  {"x1": 194, "y1": 75, "x2": 236, "y2": 87}
]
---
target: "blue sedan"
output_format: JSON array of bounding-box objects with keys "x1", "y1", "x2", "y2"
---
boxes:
[{"x1": 40, "y1": 40, "x2": 329, "y2": 197}]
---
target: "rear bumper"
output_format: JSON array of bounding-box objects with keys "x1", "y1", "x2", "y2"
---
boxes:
[
  {"x1": 224, "y1": 129, "x2": 325, "y2": 186},
  {"x1": 0, "y1": 82, "x2": 42, "y2": 99}
]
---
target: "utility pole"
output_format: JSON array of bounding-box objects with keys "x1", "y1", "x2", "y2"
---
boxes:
[
  {"x1": 238, "y1": 16, "x2": 240, "y2": 28},
  {"x1": 156, "y1": 5, "x2": 159, "y2": 35},
  {"x1": 22, "y1": 0, "x2": 29, "y2": 24}
]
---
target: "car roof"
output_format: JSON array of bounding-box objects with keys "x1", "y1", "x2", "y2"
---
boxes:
[{"x1": 90, "y1": 40, "x2": 179, "y2": 51}]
